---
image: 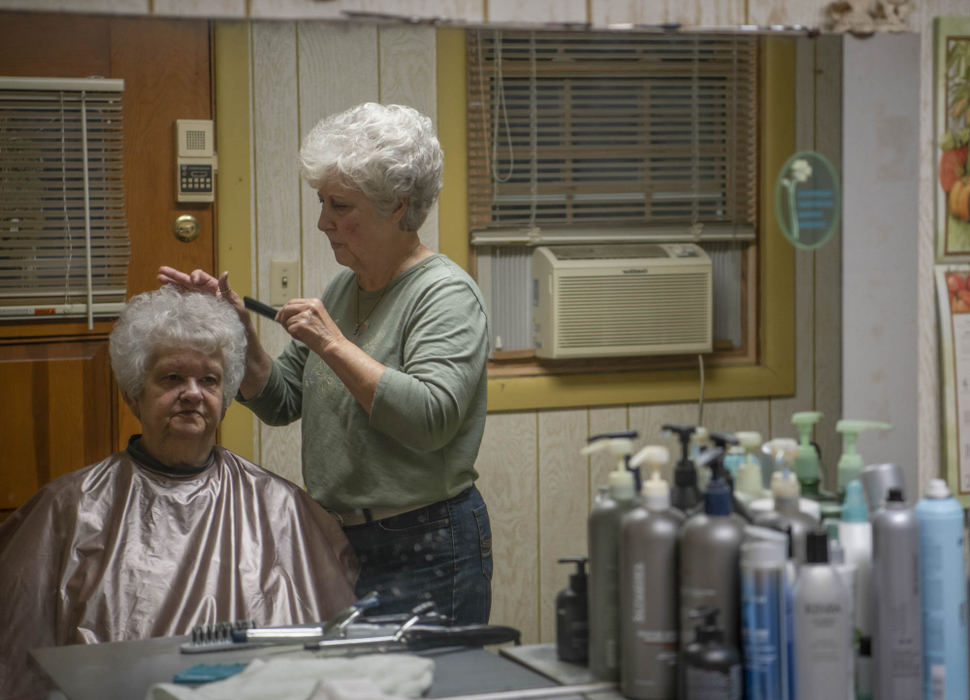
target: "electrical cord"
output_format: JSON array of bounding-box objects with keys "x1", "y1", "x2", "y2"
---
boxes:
[{"x1": 697, "y1": 354, "x2": 705, "y2": 426}]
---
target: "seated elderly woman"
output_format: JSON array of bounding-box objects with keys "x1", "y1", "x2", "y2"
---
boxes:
[{"x1": 0, "y1": 286, "x2": 357, "y2": 699}]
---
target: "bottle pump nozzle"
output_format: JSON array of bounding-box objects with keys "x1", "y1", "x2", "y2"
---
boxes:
[
  {"x1": 733, "y1": 431, "x2": 764, "y2": 500},
  {"x1": 835, "y1": 420, "x2": 891, "y2": 496},
  {"x1": 557, "y1": 556, "x2": 588, "y2": 591},
  {"x1": 582, "y1": 431, "x2": 638, "y2": 499},
  {"x1": 696, "y1": 432, "x2": 736, "y2": 516},
  {"x1": 662, "y1": 424, "x2": 703, "y2": 512},
  {"x1": 704, "y1": 431, "x2": 739, "y2": 482},
  {"x1": 791, "y1": 411, "x2": 823, "y2": 494},
  {"x1": 630, "y1": 445, "x2": 671, "y2": 510},
  {"x1": 763, "y1": 437, "x2": 801, "y2": 503}
]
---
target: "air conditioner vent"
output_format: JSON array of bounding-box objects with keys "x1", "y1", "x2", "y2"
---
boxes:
[{"x1": 532, "y1": 244, "x2": 712, "y2": 358}]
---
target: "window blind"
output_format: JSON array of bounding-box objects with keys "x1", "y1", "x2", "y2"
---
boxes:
[
  {"x1": 467, "y1": 30, "x2": 758, "y2": 244},
  {"x1": 0, "y1": 76, "x2": 130, "y2": 327}
]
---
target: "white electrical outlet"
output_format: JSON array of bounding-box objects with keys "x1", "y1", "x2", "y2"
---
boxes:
[{"x1": 269, "y1": 259, "x2": 299, "y2": 306}]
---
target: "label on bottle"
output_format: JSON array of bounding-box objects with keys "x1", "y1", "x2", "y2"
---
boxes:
[{"x1": 685, "y1": 664, "x2": 742, "y2": 699}]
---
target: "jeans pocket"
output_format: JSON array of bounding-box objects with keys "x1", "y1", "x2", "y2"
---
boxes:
[{"x1": 472, "y1": 503, "x2": 493, "y2": 582}]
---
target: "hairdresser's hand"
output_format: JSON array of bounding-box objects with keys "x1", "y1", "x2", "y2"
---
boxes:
[
  {"x1": 277, "y1": 298, "x2": 345, "y2": 355},
  {"x1": 157, "y1": 266, "x2": 248, "y2": 320},
  {"x1": 279, "y1": 297, "x2": 384, "y2": 414}
]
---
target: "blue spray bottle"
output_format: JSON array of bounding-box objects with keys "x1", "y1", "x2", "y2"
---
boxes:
[{"x1": 915, "y1": 479, "x2": 968, "y2": 700}]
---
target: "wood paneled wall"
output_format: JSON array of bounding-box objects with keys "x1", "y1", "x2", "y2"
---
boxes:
[{"x1": 237, "y1": 22, "x2": 842, "y2": 645}]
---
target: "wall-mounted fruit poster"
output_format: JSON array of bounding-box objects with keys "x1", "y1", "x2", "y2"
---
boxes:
[
  {"x1": 936, "y1": 265, "x2": 970, "y2": 504},
  {"x1": 935, "y1": 17, "x2": 970, "y2": 260}
]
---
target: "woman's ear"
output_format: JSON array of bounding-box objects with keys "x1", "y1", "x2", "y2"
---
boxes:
[{"x1": 392, "y1": 197, "x2": 408, "y2": 226}]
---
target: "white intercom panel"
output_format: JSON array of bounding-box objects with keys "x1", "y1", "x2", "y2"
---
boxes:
[{"x1": 175, "y1": 119, "x2": 217, "y2": 203}]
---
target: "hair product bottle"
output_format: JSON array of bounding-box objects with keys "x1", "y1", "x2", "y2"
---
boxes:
[
  {"x1": 740, "y1": 532, "x2": 790, "y2": 700},
  {"x1": 838, "y1": 479, "x2": 872, "y2": 700},
  {"x1": 679, "y1": 437, "x2": 745, "y2": 657},
  {"x1": 584, "y1": 431, "x2": 639, "y2": 681},
  {"x1": 860, "y1": 462, "x2": 905, "y2": 514},
  {"x1": 555, "y1": 557, "x2": 589, "y2": 664},
  {"x1": 683, "y1": 606, "x2": 742, "y2": 700},
  {"x1": 620, "y1": 445, "x2": 685, "y2": 699},
  {"x1": 915, "y1": 479, "x2": 968, "y2": 700},
  {"x1": 871, "y1": 487, "x2": 922, "y2": 700},
  {"x1": 793, "y1": 529, "x2": 853, "y2": 700},
  {"x1": 755, "y1": 438, "x2": 818, "y2": 563}
]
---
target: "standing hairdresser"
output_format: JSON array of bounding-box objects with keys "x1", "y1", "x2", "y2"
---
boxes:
[{"x1": 159, "y1": 102, "x2": 492, "y2": 624}]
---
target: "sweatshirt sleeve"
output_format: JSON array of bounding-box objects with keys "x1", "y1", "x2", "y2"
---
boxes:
[
  {"x1": 238, "y1": 339, "x2": 309, "y2": 426},
  {"x1": 368, "y1": 275, "x2": 488, "y2": 452}
]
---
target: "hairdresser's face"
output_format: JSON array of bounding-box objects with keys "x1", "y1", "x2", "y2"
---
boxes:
[
  {"x1": 125, "y1": 347, "x2": 225, "y2": 468},
  {"x1": 316, "y1": 180, "x2": 402, "y2": 276}
]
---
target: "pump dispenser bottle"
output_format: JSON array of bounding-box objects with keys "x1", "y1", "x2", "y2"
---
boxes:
[
  {"x1": 733, "y1": 431, "x2": 765, "y2": 503},
  {"x1": 755, "y1": 438, "x2": 818, "y2": 563},
  {"x1": 837, "y1": 480, "x2": 872, "y2": 700},
  {"x1": 555, "y1": 557, "x2": 589, "y2": 664},
  {"x1": 791, "y1": 411, "x2": 823, "y2": 497},
  {"x1": 683, "y1": 606, "x2": 742, "y2": 700},
  {"x1": 663, "y1": 424, "x2": 703, "y2": 513},
  {"x1": 915, "y1": 479, "x2": 968, "y2": 700},
  {"x1": 834, "y1": 420, "x2": 892, "y2": 498},
  {"x1": 706, "y1": 431, "x2": 753, "y2": 523},
  {"x1": 583, "y1": 431, "x2": 639, "y2": 681},
  {"x1": 679, "y1": 437, "x2": 745, "y2": 657},
  {"x1": 793, "y1": 529, "x2": 854, "y2": 700},
  {"x1": 620, "y1": 445, "x2": 684, "y2": 699},
  {"x1": 871, "y1": 487, "x2": 922, "y2": 700}
]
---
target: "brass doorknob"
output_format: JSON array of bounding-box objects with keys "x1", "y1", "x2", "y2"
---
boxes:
[{"x1": 173, "y1": 214, "x2": 200, "y2": 242}]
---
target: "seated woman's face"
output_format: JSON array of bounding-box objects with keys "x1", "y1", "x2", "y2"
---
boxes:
[{"x1": 129, "y1": 347, "x2": 225, "y2": 464}]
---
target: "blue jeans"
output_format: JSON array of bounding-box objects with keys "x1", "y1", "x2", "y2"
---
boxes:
[{"x1": 342, "y1": 486, "x2": 493, "y2": 625}]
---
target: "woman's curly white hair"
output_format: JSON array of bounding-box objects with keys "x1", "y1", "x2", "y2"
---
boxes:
[
  {"x1": 109, "y1": 285, "x2": 247, "y2": 408},
  {"x1": 299, "y1": 102, "x2": 443, "y2": 232}
]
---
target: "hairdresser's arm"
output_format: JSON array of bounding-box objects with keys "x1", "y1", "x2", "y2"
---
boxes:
[{"x1": 157, "y1": 266, "x2": 273, "y2": 399}]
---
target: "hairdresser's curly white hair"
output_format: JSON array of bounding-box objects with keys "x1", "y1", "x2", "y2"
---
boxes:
[
  {"x1": 299, "y1": 102, "x2": 443, "y2": 232},
  {"x1": 109, "y1": 285, "x2": 247, "y2": 408}
]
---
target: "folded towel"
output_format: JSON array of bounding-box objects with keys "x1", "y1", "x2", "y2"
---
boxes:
[{"x1": 146, "y1": 653, "x2": 435, "y2": 700}]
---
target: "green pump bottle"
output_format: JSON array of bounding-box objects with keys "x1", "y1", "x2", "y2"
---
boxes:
[
  {"x1": 835, "y1": 420, "x2": 892, "y2": 499},
  {"x1": 791, "y1": 411, "x2": 823, "y2": 497}
]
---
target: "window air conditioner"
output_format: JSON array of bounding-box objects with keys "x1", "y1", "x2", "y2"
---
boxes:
[{"x1": 532, "y1": 243, "x2": 713, "y2": 359}]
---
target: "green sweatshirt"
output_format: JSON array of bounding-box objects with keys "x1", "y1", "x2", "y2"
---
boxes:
[{"x1": 241, "y1": 254, "x2": 489, "y2": 513}]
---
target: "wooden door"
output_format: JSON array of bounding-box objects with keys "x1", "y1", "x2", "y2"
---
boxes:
[{"x1": 0, "y1": 12, "x2": 215, "y2": 517}]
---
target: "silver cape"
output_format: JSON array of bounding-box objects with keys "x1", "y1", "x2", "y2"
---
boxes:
[{"x1": 0, "y1": 446, "x2": 358, "y2": 699}]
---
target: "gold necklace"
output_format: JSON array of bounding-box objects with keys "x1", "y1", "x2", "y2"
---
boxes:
[{"x1": 354, "y1": 284, "x2": 389, "y2": 336}]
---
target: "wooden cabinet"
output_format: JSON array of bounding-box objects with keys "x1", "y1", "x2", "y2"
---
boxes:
[{"x1": 0, "y1": 338, "x2": 116, "y2": 511}]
